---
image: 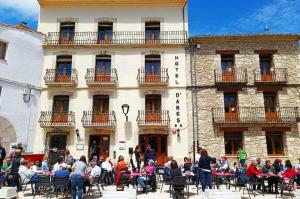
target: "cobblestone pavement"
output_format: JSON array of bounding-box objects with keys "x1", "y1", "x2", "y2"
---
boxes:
[{"x1": 18, "y1": 184, "x2": 299, "y2": 199}]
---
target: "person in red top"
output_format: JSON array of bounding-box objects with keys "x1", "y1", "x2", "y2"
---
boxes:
[
  {"x1": 246, "y1": 158, "x2": 262, "y2": 191},
  {"x1": 281, "y1": 160, "x2": 296, "y2": 179}
]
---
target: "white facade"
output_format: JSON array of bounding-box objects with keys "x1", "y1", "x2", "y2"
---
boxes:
[
  {"x1": 36, "y1": 0, "x2": 189, "y2": 164},
  {"x1": 0, "y1": 24, "x2": 44, "y2": 152}
]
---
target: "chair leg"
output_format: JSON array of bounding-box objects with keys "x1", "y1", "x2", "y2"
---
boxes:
[{"x1": 160, "y1": 182, "x2": 164, "y2": 193}]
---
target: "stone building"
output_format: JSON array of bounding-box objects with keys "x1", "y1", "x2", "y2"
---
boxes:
[
  {"x1": 35, "y1": 0, "x2": 189, "y2": 164},
  {"x1": 0, "y1": 23, "x2": 44, "y2": 152},
  {"x1": 188, "y1": 34, "x2": 300, "y2": 164}
]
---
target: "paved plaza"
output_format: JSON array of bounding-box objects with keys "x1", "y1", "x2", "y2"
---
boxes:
[{"x1": 17, "y1": 184, "x2": 300, "y2": 199}]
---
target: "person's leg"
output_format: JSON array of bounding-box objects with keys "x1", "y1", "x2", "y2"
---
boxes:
[
  {"x1": 77, "y1": 175, "x2": 84, "y2": 199},
  {"x1": 200, "y1": 170, "x2": 206, "y2": 192},
  {"x1": 31, "y1": 175, "x2": 39, "y2": 192},
  {"x1": 71, "y1": 175, "x2": 78, "y2": 199},
  {"x1": 137, "y1": 177, "x2": 146, "y2": 189},
  {"x1": 207, "y1": 172, "x2": 212, "y2": 189}
]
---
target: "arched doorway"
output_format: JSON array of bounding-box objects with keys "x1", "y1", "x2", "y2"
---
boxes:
[{"x1": 0, "y1": 116, "x2": 17, "y2": 151}]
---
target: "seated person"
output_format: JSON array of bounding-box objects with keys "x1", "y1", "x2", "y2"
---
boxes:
[
  {"x1": 18, "y1": 160, "x2": 39, "y2": 193},
  {"x1": 261, "y1": 160, "x2": 275, "y2": 193},
  {"x1": 84, "y1": 160, "x2": 101, "y2": 194},
  {"x1": 53, "y1": 156, "x2": 66, "y2": 172},
  {"x1": 280, "y1": 160, "x2": 296, "y2": 179},
  {"x1": 32, "y1": 160, "x2": 43, "y2": 174},
  {"x1": 137, "y1": 160, "x2": 155, "y2": 193},
  {"x1": 170, "y1": 160, "x2": 183, "y2": 195},
  {"x1": 101, "y1": 157, "x2": 113, "y2": 184},
  {"x1": 163, "y1": 159, "x2": 172, "y2": 180},
  {"x1": 115, "y1": 156, "x2": 127, "y2": 172},
  {"x1": 41, "y1": 157, "x2": 49, "y2": 172},
  {"x1": 183, "y1": 158, "x2": 192, "y2": 172},
  {"x1": 101, "y1": 157, "x2": 113, "y2": 172},
  {"x1": 115, "y1": 156, "x2": 129, "y2": 188},
  {"x1": 0, "y1": 157, "x2": 12, "y2": 184},
  {"x1": 219, "y1": 156, "x2": 229, "y2": 171},
  {"x1": 295, "y1": 167, "x2": 300, "y2": 186},
  {"x1": 246, "y1": 158, "x2": 261, "y2": 190},
  {"x1": 54, "y1": 164, "x2": 70, "y2": 178}
]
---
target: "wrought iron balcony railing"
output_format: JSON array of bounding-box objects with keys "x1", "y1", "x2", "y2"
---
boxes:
[
  {"x1": 254, "y1": 68, "x2": 288, "y2": 84},
  {"x1": 39, "y1": 111, "x2": 75, "y2": 127},
  {"x1": 45, "y1": 31, "x2": 187, "y2": 45},
  {"x1": 137, "y1": 110, "x2": 170, "y2": 127},
  {"x1": 137, "y1": 68, "x2": 169, "y2": 86},
  {"x1": 44, "y1": 69, "x2": 78, "y2": 85},
  {"x1": 82, "y1": 111, "x2": 116, "y2": 128},
  {"x1": 214, "y1": 68, "x2": 247, "y2": 85},
  {"x1": 85, "y1": 68, "x2": 118, "y2": 86},
  {"x1": 212, "y1": 107, "x2": 298, "y2": 124}
]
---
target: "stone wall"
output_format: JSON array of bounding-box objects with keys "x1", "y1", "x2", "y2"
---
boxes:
[{"x1": 189, "y1": 38, "x2": 300, "y2": 165}]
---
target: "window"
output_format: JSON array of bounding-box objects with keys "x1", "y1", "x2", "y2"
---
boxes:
[
  {"x1": 53, "y1": 95, "x2": 69, "y2": 113},
  {"x1": 221, "y1": 54, "x2": 235, "y2": 72},
  {"x1": 93, "y1": 95, "x2": 109, "y2": 113},
  {"x1": 0, "y1": 41, "x2": 7, "y2": 60},
  {"x1": 145, "y1": 94, "x2": 161, "y2": 113},
  {"x1": 145, "y1": 21, "x2": 160, "y2": 41},
  {"x1": 55, "y1": 55, "x2": 72, "y2": 82},
  {"x1": 98, "y1": 22, "x2": 113, "y2": 42},
  {"x1": 224, "y1": 93, "x2": 238, "y2": 113},
  {"x1": 59, "y1": 22, "x2": 75, "y2": 44},
  {"x1": 266, "y1": 132, "x2": 284, "y2": 156},
  {"x1": 96, "y1": 55, "x2": 111, "y2": 75},
  {"x1": 224, "y1": 132, "x2": 243, "y2": 155},
  {"x1": 263, "y1": 92, "x2": 277, "y2": 113},
  {"x1": 259, "y1": 55, "x2": 272, "y2": 75}
]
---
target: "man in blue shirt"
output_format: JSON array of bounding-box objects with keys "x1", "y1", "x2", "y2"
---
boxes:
[
  {"x1": 54, "y1": 165, "x2": 70, "y2": 178},
  {"x1": 143, "y1": 144, "x2": 157, "y2": 165}
]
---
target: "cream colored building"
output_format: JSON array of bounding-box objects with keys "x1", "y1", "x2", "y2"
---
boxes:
[
  {"x1": 189, "y1": 34, "x2": 300, "y2": 164},
  {"x1": 35, "y1": 0, "x2": 189, "y2": 164}
]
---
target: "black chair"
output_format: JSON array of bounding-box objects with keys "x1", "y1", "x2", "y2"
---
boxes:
[
  {"x1": 38, "y1": 175, "x2": 51, "y2": 198},
  {"x1": 171, "y1": 176, "x2": 188, "y2": 198},
  {"x1": 87, "y1": 176, "x2": 102, "y2": 197},
  {"x1": 276, "y1": 177, "x2": 296, "y2": 199},
  {"x1": 50, "y1": 176, "x2": 70, "y2": 199},
  {"x1": 247, "y1": 176, "x2": 264, "y2": 198}
]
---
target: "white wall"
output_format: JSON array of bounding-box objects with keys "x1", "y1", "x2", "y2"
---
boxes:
[{"x1": 0, "y1": 26, "x2": 44, "y2": 152}]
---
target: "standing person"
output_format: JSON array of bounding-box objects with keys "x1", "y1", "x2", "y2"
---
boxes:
[
  {"x1": 130, "y1": 145, "x2": 142, "y2": 173},
  {"x1": 10, "y1": 149, "x2": 22, "y2": 190},
  {"x1": 71, "y1": 155, "x2": 87, "y2": 199},
  {"x1": 236, "y1": 147, "x2": 247, "y2": 166},
  {"x1": 41, "y1": 156, "x2": 49, "y2": 172},
  {"x1": 64, "y1": 149, "x2": 74, "y2": 165},
  {"x1": 143, "y1": 144, "x2": 157, "y2": 165},
  {"x1": 198, "y1": 149, "x2": 216, "y2": 193},
  {"x1": 89, "y1": 141, "x2": 99, "y2": 159},
  {"x1": 8, "y1": 145, "x2": 16, "y2": 159},
  {"x1": 0, "y1": 144, "x2": 6, "y2": 170}
]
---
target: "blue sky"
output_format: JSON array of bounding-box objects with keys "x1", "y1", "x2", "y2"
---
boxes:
[{"x1": 0, "y1": 0, "x2": 299, "y2": 35}]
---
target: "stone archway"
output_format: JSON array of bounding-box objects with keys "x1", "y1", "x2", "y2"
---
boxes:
[{"x1": 0, "y1": 116, "x2": 17, "y2": 151}]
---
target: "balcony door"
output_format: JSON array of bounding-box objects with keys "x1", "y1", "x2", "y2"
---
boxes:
[
  {"x1": 260, "y1": 55, "x2": 273, "y2": 81},
  {"x1": 139, "y1": 134, "x2": 167, "y2": 166},
  {"x1": 145, "y1": 22, "x2": 160, "y2": 43},
  {"x1": 55, "y1": 55, "x2": 72, "y2": 82},
  {"x1": 59, "y1": 22, "x2": 75, "y2": 44},
  {"x1": 52, "y1": 95, "x2": 69, "y2": 123},
  {"x1": 95, "y1": 55, "x2": 111, "y2": 82},
  {"x1": 145, "y1": 55, "x2": 161, "y2": 82},
  {"x1": 145, "y1": 94, "x2": 161, "y2": 123},
  {"x1": 224, "y1": 93, "x2": 238, "y2": 122},
  {"x1": 221, "y1": 54, "x2": 235, "y2": 82},
  {"x1": 98, "y1": 22, "x2": 113, "y2": 44},
  {"x1": 264, "y1": 92, "x2": 278, "y2": 122},
  {"x1": 92, "y1": 95, "x2": 109, "y2": 123}
]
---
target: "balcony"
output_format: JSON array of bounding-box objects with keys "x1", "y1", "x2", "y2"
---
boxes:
[
  {"x1": 85, "y1": 68, "x2": 118, "y2": 87},
  {"x1": 44, "y1": 69, "x2": 78, "y2": 86},
  {"x1": 214, "y1": 68, "x2": 247, "y2": 85},
  {"x1": 137, "y1": 110, "x2": 170, "y2": 129},
  {"x1": 212, "y1": 107, "x2": 298, "y2": 124},
  {"x1": 39, "y1": 111, "x2": 75, "y2": 128},
  {"x1": 137, "y1": 68, "x2": 169, "y2": 87},
  {"x1": 45, "y1": 31, "x2": 187, "y2": 46},
  {"x1": 254, "y1": 68, "x2": 288, "y2": 84},
  {"x1": 82, "y1": 111, "x2": 116, "y2": 130}
]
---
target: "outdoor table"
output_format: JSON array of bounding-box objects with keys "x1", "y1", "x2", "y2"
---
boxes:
[
  {"x1": 212, "y1": 172, "x2": 233, "y2": 189},
  {"x1": 183, "y1": 172, "x2": 195, "y2": 196}
]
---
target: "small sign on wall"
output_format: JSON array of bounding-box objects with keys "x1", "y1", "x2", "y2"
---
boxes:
[
  {"x1": 76, "y1": 143, "x2": 84, "y2": 150},
  {"x1": 118, "y1": 141, "x2": 126, "y2": 150}
]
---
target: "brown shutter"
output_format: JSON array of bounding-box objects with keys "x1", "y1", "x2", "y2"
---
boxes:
[{"x1": 0, "y1": 41, "x2": 7, "y2": 60}]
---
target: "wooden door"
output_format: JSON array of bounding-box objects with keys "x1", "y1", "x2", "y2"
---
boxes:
[
  {"x1": 145, "y1": 95, "x2": 161, "y2": 123},
  {"x1": 52, "y1": 96, "x2": 69, "y2": 123},
  {"x1": 92, "y1": 95, "x2": 109, "y2": 124},
  {"x1": 59, "y1": 22, "x2": 75, "y2": 44},
  {"x1": 97, "y1": 22, "x2": 113, "y2": 44},
  {"x1": 145, "y1": 55, "x2": 161, "y2": 82},
  {"x1": 224, "y1": 93, "x2": 238, "y2": 122},
  {"x1": 139, "y1": 134, "x2": 167, "y2": 166},
  {"x1": 95, "y1": 55, "x2": 111, "y2": 82},
  {"x1": 260, "y1": 56, "x2": 273, "y2": 81},
  {"x1": 89, "y1": 135, "x2": 110, "y2": 160},
  {"x1": 264, "y1": 92, "x2": 278, "y2": 122},
  {"x1": 49, "y1": 134, "x2": 67, "y2": 165},
  {"x1": 55, "y1": 55, "x2": 72, "y2": 82},
  {"x1": 221, "y1": 55, "x2": 235, "y2": 82},
  {"x1": 145, "y1": 22, "x2": 160, "y2": 44}
]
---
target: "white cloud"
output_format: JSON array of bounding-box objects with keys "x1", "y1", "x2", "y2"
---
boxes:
[{"x1": 0, "y1": 0, "x2": 39, "y2": 18}]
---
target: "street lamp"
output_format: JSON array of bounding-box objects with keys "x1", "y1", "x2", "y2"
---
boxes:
[{"x1": 121, "y1": 104, "x2": 130, "y2": 122}]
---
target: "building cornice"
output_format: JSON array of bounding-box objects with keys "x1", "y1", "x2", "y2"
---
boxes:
[{"x1": 38, "y1": 0, "x2": 186, "y2": 6}]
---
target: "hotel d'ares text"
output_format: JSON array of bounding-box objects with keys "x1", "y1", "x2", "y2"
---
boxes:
[{"x1": 0, "y1": 0, "x2": 299, "y2": 165}]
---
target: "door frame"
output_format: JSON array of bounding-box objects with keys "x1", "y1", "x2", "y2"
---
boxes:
[{"x1": 89, "y1": 134, "x2": 110, "y2": 160}]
